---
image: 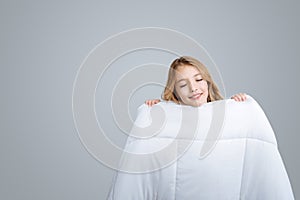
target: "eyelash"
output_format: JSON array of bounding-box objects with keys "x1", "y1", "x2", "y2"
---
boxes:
[{"x1": 179, "y1": 79, "x2": 203, "y2": 88}]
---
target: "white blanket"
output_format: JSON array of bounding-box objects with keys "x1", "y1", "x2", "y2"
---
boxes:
[{"x1": 107, "y1": 96, "x2": 294, "y2": 200}]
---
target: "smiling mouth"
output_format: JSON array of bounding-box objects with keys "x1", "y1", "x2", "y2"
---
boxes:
[{"x1": 189, "y1": 93, "x2": 202, "y2": 99}]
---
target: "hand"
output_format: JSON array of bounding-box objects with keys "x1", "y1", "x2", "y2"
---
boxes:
[
  {"x1": 145, "y1": 99, "x2": 161, "y2": 106},
  {"x1": 231, "y1": 93, "x2": 247, "y2": 102}
]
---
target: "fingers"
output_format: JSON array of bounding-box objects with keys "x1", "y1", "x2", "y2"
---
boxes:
[
  {"x1": 145, "y1": 99, "x2": 161, "y2": 106},
  {"x1": 231, "y1": 93, "x2": 247, "y2": 102}
]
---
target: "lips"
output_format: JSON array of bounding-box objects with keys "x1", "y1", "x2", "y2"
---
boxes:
[{"x1": 189, "y1": 93, "x2": 202, "y2": 99}]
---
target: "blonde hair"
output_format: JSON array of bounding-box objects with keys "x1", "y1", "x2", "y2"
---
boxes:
[{"x1": 161, "y1": 56, "x2": 223, "y2": 104}]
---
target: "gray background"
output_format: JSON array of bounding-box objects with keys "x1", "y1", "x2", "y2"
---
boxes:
[{"x1": 0, "y1": 0, "x2": 299, "y2": 199}]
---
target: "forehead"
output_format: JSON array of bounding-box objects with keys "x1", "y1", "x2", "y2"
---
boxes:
[{"x1": 175, "y1": 65, "x2": 201, "y2": 79}]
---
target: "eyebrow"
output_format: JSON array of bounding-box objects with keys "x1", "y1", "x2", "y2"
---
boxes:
[{"x1": 176, "y1": 73, "x2": 202, "y2": 83}]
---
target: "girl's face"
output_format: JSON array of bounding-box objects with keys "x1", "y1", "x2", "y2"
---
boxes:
[{"x1": 174, "y1": 65, "x2": 208, "y2": 107}]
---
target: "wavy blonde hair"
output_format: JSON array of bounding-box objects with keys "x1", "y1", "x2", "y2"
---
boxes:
[{"x1": 161, "y1": 56, "x2": 223, "y2": 104}]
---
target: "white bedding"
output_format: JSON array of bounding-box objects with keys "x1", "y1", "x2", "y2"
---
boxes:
[{"x1": 107, "y1": 96, "x2": 294, "y2": 200}]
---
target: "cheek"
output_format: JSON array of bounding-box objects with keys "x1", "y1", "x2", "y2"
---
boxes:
[
  {"x1": 175, "y1": 87, "x2": 189, "y2": 99},
  {"x1": 202, "y1": 81, "x2": 209, "y2": 92}
]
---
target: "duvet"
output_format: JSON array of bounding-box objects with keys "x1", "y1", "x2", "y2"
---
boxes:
[{"x1": 107, "y1": 96, "x2": 294, "y2": 200}]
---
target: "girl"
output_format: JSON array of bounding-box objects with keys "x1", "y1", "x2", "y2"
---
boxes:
[{"x1": 145, "y1": 56, "x2": 247, "y2": 107}]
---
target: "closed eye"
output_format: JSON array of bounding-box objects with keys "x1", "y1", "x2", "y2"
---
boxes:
[
  {"x1": 196, "y1": 79, "x2": 203, "y2": 82},
  {"x1": 180, "y1": 84, "x2": 187, "y2": 88}
]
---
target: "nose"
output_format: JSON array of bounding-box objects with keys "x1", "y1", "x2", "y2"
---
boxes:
[{"x1": 190, "y1": 81, "x2": 198, "y2": 92}]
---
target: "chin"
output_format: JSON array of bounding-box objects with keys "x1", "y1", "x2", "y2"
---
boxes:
[
  {"x1": 188, "y1": 102, "x2": 201, "y2": 107},
  {"x1": 195, "y1": 101, "x2": 207, "y2": 107},
  {"x1": 182, "y1": 100, "x2": 205, "y2": 107}
]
